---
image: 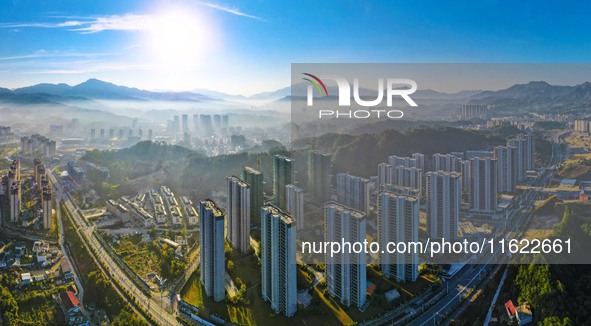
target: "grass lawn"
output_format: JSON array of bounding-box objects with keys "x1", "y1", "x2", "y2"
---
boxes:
[
  {"x1": 347, "y1": 296, "x2": 389, "y2": 324},
  {"x1": 228, "y1": 252, "x2": 260, "y2": 289},
  {"x1": 181, "y1": 261, "x2": 341, "y2": 325},
  {"x1": 566, "y1": 135, "x2": 591, "y2": 149},
  {"x1": 396, "y1": 275, "x2": 436, "y2": 298},
  {"x1": 367, "y1": 265, "x2": 437, "y2": 300},
  {"x1": 180, "y1": 272, "x2": 204, "y2": 308},
  {"x1": 297, "y1": 267, "x2": 314, "y2": 291},
  {"x1": 179, "y1": 248, "x2": 441, "y2": 325},
  {"x1": 524, "y1": 213, "x2": 561, "y2": 241},
  {"x1": 314, "y1": 286, "x2": 355, "y2": 325}
]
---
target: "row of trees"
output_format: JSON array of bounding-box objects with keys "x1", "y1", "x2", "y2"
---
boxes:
[{"x1": 511, "y1": 205, "x2": 591, "y2": 325}]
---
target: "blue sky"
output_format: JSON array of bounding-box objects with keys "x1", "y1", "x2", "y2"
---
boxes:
[{"x1": 1, "y1": 0, "x2": 590, "y2": 95}]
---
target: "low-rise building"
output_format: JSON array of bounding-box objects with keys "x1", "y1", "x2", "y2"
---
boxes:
[
  {"x1": 170, "y1": 206, "x2": 183, "y2": 226},
  {"x1": 579, "y1": 188, "x2": 591, "y2": 202},
  {"x1": 175, "y1": 236, "x2": 188, "y2": 246},
  {"x1": 61, "y1": 258, "x2": 74, "y2": 279},
  {"x1": 58, "y1": 290, "x2": 80, "y2": 315},
  {"x1": 115, "y1": 203, "x2": 130, "y2": 222},
  {"x1": 180, "y1": 197, "x2": 198, "y2": 225},
  {"x1": 185, "y1": 206, "x2": 198, "y2": 225},
  {"x1": 153, "y1": 204, "x2": 167, "y2": 224},
  {"x1": 106, "y1": 199, "x2": 118, "y2": 215},
  {"x1": 160, "y1": 238, "x2": 182, "y2": 254},
  {"x1": 129, "y1": 202, "x2": 154, "y2": 227},
  {"x1": 21, "y1": 272, "x2": 32, "y2": 285},
  {"x1": 66, "y1": 161, "x2": 84, "y2": 183},
  {"x1": 516, "y1": 304, "x2": 533, "y2": 325},
  {"x1": 505, "y1": 300, "x2": 516, "y2": 319}
]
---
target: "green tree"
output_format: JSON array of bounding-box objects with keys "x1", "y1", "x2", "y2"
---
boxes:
[
  {"x1": 539, "y1": 316, "x2": 572, "y2": 326},
  {"x1": 418, "y1": 262, "x2": 428, "y2": 274},
  {"x1": 0, "y1": 287, "x2": 19, "y2": 324},
  {"x1": 111, "y1": 308, "x2": 148, "y2": 326},
  {"x1": 515, "y1": 264, "x2": 555, "y2": 307},
  {"x1": 148, "y1": 226, "x2": 157, "y2": 240}
]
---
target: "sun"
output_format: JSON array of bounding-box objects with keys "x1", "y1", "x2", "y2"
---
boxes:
[{"x1": 146, "y1": 8, "x2": 214, "y2": 69}]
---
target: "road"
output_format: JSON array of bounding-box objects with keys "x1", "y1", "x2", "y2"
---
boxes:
[
  {"x1": 482, "y1": 265, "x2": 509, "y2": 325},
  {"x1": 49, "y1": 170, "x2": 181, "y2": 326},
  {"x1": 55, "y1": 195, "x2": 92, "y2": 321}
]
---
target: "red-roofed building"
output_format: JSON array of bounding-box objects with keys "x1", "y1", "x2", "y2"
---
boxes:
[
  {"x1": 505, "y1": 300, "x2": 516, "y2": 319},
  {"x1": 59, "y1": 290, "x2": 80, "y2": 314}
]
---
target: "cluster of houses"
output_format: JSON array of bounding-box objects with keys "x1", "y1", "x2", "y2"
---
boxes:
[
  {"x1": 1, "y1": 239, "x2": 87, "y2": 325},
  {"x1": 105, "y1": 186, "x2": 199, "y2": 229},
  {"x1": 545, "y1": 179, "x2": 591, "y2": 202},
  {"x1": 1, "y1": 240, "x2": 62, "y2": 270},
  {"x1": 505, "y1": 300, "x2": 533, "y2": 325},
  {"x1": 18, "y1": 256, "x2": 74, "y2": 286}
]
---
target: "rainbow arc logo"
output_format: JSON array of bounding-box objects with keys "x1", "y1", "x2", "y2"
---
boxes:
[{"x1": 302, "y1": 73, "x2": 328, "y2": 96}]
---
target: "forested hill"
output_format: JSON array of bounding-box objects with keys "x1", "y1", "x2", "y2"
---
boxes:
[
  {"x1": 293, "y1": 126, "x2": 550, "y2": 178},
  {"x1": 510, "y1": 205, "x2": 591, "y2": 325},
  {"x1": 80, "y1": 127, "x2": 551, "y2": 199},
  {"x1": 81, "y1": 141, "x2": 288, "y2": 199},
  {"x1": 83, "y1": 141, "x2": 199, "y2": 165}
]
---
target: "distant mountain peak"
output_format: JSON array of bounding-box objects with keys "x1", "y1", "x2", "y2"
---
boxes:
[
  {"x1": 79, "y1": 78, "x2": 116, "y2": 86},
  {"x1": 526, "y1": 80, "x2": 551, "y2": 86},
  {"x1": 74, "y1": 78, "x2": 126, "y2": 90}
]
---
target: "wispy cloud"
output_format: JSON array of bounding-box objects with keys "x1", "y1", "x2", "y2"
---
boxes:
[
  {"x1": 0, "y1": 14, "x2": 154, "y2": 34},
  {"x1": 197, "y1": 2, "x2": 269, "y2": 22},
  {"x1": 0, "y1": 50, "x2": 118, "y2": 61},
  {"x1": 7, "y1": 60, "x2": 156, "y2": 75},
  {"x1": 0, "y1": 22, "x2": 68, "y2": 28},
  {"x1": 21, "y1": 64, "x2": 155, "y2": 75},
  {"x1": 68, "y1": 14, "x2": 153, "y2": 34},
  {"x1": 0, "y1": 4, "x2": 267, "y2": 34}
]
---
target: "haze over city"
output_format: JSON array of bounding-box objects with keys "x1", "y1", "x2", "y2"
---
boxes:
[{"x1": 1, "y1": 1, "x2": 591, "y2": 326}]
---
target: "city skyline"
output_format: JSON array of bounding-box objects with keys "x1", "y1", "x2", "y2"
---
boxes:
[{"x1": 1, "y1": 1, "x2": 591, "y2": 325}]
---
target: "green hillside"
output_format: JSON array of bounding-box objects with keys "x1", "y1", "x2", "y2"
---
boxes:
[
  {"x1": 507, "y1": 205, "x2": 591, "y2": 325},
  {"x1": 294, "y1": 126, "x2": 549, "y2": 178},
  {"x1": 82, "y1": 141, "x2": 288, "y2": 200},
  {"x1": 81, "y1": 126, "x2": 551, "y2": 200}
]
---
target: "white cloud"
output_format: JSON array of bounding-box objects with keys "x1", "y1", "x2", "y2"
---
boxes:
[
  {"x1": 0, "y1": 14, "x2": 154, "y2": 34},
  {"x1": 68, "y1": 14, "x2": 153, "y2": 34},
  {"x1": 0, "y1": 4, "x2": 267, "y2": 34},
  {"x1": 13, "y1": 61, "x2": 156, "y2": 75},
  {"x1": 0, "y1": 51, "x2": 117, "y2": 61},
  {"x1": 197, "y1": 2, "x2": 269, "y2": 22},
  {"x1": 58, "y1": 21, "x2": 85, "y2": 27}
]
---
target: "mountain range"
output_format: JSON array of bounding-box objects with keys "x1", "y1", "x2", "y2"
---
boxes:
[
  {"x1": 468, "y1": 80, "x2": 591, "y2": 109},
  {"x1": 10, "y1": 78, "x2": 214, "y2": 102},
  {"x1": 2, "y1": 78, "x2": 591, "y2": 113}
]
